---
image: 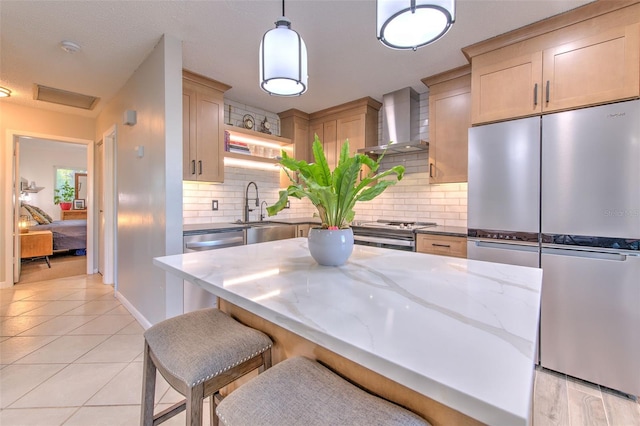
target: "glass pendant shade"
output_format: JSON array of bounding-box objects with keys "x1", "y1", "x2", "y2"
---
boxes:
[
  {"x1": 377, "y1": 0, "x2": 455, "y2": 50},
  {"x1": 260, "y1": 17, "x2": 308, "y2": 96}
]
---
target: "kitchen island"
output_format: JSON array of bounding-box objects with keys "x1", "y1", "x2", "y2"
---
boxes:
[{"x1": 154, "y1": 238, "x2": 542, "y2": 426}]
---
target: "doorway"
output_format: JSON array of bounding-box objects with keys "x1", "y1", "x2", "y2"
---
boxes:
[{"x1": 10, "y1": 132, "x2": 94, "y2": 285}]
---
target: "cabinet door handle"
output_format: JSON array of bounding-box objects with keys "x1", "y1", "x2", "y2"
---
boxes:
[
  {"x1": 191, "y1": 160, "x2": 196, "y2": 175},
  {"x1": 545, "y1": 80, "x2": 550, "y2": 103},
  {"x1": 198, "y1": 160, "x2": 203, "y2": 175},
  {"x1": 299, "y1": 229, "x2": 303, "y2": 237},
  {"x1": 533, "y1": 83, "x2": 538, "y2": 106},
  {"x1": 432, "y1": 243, "x2": 451, "y2": 248},
  {"x1": 429, "y1": 163, "x2": 435, "y2": 178}
]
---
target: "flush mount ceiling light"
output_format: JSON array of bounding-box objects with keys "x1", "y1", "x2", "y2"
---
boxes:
[
  {"x1": 0, "y1": 86, "x2": 11, "y2": 98},
  {"x1": 377, "y1": 0, "x2": 455, "y2": 50},
  {"x1": 60, "y1": 40, "x2": 81, "y2": 54},
  {"x1": 259, "y1": 0, "x2": 308, "y2": 96}
]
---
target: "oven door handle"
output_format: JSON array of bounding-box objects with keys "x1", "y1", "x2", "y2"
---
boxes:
[{"x1": 353, "y1": 235, "x2": 414, "y2": 247}]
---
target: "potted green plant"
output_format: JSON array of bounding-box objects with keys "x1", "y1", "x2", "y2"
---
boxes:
[
  {"x1": 267, "y1": 135, "x2": 405, "y2": 265},
  {"x1": 54, "y1": 179, "x2": 75, "y2": 211}
]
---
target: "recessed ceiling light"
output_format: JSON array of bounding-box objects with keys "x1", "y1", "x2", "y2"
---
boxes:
[
  {"x1": 60, "y1": 40, "x2": 81, "y2": 54},
  {"x1": 0, "y1": 87, "x2": 11, "y2": 98}
]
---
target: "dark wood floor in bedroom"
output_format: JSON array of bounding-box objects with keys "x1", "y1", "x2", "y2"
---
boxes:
[{"x1": 19, "y1": 251, "x2": 87, "y2": 283}]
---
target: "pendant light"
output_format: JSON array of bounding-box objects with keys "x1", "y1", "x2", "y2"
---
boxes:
[
  {"x1": 259, "y1": 0, "x2": 308, "y2": 96},
  {"x1": 377, "y1": 0, "x2": 455, "y2": 51}
]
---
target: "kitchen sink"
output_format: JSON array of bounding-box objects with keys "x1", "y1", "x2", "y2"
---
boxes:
[{"x1": 244, "y1": 222, "x2": 296, "y2": 244}]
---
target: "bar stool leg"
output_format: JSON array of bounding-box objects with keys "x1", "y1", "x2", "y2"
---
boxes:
[
  {"x1": 141, "y1": 342, "x2": 156, "y2": 426},
  {"x1": 210, "y1": 394, "x2": 221, "y2": 426},
  {"x1": 186, "y1": 384, "x2": 204, "y2": 426}
]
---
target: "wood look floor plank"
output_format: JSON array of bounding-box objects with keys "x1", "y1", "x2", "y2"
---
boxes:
[
  {"x1": 601, "y1": 388, "x2": 640, "y2": 426},
  {"x1": 567, "y1": 387, "x2": 608, "y2": 426},
  {"x1": 567, "y1": 376, "x2": 602, "y2": 398},
  {"x1": 534, "y1": 367, "x2": 570, "y2": 426}
]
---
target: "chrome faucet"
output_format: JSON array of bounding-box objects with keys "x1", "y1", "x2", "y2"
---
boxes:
[
  {"x1": 260, "y1": 201, "x2": 268, "y2": 221},
  {"x1": 244, "y1": 181, "x2": 259, "y2": 222}
]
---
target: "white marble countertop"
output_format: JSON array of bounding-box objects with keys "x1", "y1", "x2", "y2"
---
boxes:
[{"x1": 154, "y1": 238, "x2": 542, "y2": 425}]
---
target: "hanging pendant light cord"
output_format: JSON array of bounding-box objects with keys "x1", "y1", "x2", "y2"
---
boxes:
[{"x1": 282, "y1": 0, "x2": 285, "y2": 17}]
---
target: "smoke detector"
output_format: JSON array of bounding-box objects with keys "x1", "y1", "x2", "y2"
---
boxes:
[{"x1": 60, "y1": 40, "x2": 81, "y2": 54}]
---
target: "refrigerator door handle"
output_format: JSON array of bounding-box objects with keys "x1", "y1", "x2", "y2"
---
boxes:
[
  {"x1": 542, "y1": 246, "x2": 627, "y2": 262},
  {"x1": 471, "y1": 239, "x2": 539, "y2": 251}
]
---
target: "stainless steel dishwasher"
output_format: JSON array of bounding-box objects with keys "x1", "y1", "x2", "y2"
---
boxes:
[{"x1": 183, "y1": 228, "x2": 244, "y2": 312}]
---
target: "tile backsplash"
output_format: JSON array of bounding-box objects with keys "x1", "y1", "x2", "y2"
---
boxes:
[
  {"x1": 183, "y1": 166, "x2": 314, "y2": 225},
  {"x1": 184, "y1": 94, "x2": 467, "y2": 228},
  {"x1": 353, "y1": 151, "x2": 467, "y2": 227}
]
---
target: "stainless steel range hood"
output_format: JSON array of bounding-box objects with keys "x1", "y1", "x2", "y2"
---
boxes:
[{"x1": 359, "y1": 87, "x2": 428, "y2": 155}]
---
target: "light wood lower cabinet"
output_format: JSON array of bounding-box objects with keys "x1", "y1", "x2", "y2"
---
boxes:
[
  {"x1": 416, "y1": 234, "x2": 467, "y2": 258},
  {"x1": 296, "y1": 224, "x2": 311, "y2": 238}
]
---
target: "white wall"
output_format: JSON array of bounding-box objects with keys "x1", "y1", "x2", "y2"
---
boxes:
[
  {"x1": 95, "y1": 34, "x2": 183, "y2": 327},
  {"x1": 19, "y1": 140, "x2": 87, "y2": 221}
]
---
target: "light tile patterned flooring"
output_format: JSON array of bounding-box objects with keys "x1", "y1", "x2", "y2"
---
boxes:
[
  {"x1": 0, "y1": 275, "x2": 214, "y2": 426},
  {"x1": 1, "y1": 274, "x2": 639, "y2": 425}
]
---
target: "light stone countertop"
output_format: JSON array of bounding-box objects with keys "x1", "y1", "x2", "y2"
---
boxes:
[
  {"x1": 414, "y1": 225, "x2": 468, "y2": 237},
  {"x1": 154, "y1": 238, "x2": 542, "y2": 426}
]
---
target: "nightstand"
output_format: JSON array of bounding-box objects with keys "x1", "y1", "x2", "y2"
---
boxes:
[
  {"x1": 20, "y1": 230, "x2": 53, "y2": 267},
  {"x1": 61, "y1": 209, "x2": 87, "y2": 220}
]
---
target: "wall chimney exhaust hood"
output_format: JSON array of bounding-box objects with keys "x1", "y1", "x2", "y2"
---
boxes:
[{"x1": 359, "y1": 87, "x2": 428, "y2": 155}]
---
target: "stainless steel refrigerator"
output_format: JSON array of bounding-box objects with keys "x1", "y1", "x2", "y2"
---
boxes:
[
  {"x1": 467, "y1": 116, "x2": 541, "y2": 269},
  {"x1": 468, "y1": 100, "x2": 640, "y2": 396}
]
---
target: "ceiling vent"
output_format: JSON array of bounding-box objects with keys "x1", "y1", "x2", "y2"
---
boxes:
[{"x1": 33, "y1": 84, "x2": 99, "y2": 110}]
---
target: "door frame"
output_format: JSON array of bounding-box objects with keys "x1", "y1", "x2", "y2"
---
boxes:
[
  {"x1": 5, "y1": 129, "x2": 94, "y2": 287},
  {"x1": 100, "y1": 125, "x2": 117, "y2": 287}
]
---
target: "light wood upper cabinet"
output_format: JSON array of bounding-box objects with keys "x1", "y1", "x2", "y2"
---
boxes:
[
  {"x1": 278, "y1": 109, "x2": 310, "y2": 187},
  {"x1": 468, "y1": 12, "x2": 640, "y2": 125},
  {"x1": 471, "y1": 52, "x2": 542, "y2": 124},
  {"x1": 423, "y1": 66, "x2": 471, "y2": 184},
  {"x1": 336, "y1": 113, "x2": 366, "y2": 155},
  {"x1": 182, "y1": 70, "x2": 231, "y2": 183},
  {"x1": 543, "y1": 24, "x2": 640, "y2": 113},
  {"x1": 309, "y1": 97, "x2": 381, "y2": 169}
]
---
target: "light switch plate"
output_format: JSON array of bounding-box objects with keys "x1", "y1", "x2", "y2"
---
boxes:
[{"x1": 212, "y1": 200, "x2": 219, "y2": 211}]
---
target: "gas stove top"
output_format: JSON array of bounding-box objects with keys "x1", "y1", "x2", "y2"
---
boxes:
[
  {"x1": 352, "y1": 220, "x2": 438, "y2": 231},
  {"x1": 351, "y1": 220, "x2": 438, "y2": 251}
]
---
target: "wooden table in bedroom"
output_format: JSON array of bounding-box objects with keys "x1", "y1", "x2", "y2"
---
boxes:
[{"x1": 20, "y1": 230, "x2": 53, "y2": 267}]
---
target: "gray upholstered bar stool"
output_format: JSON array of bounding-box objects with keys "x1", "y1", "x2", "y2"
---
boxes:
[
  {"x1": 140, "y1": 308, "x2": 272, "y2": 426},
  {"x1": 216, "y1": 356, "x2": 431, "y2": 426}
]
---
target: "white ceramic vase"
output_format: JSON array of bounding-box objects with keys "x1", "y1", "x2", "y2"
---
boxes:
[{"x1": 307, "y1": 227, "x2": 354, "y2": 266}]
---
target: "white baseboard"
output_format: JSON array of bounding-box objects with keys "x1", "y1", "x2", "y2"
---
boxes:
[{"x1": 115, "y1": 291, "x2": 152, "y2": 330}]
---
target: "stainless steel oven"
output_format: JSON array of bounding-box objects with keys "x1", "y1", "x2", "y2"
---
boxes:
[{"x1": 351, "y1": 220, "x2": 437, "y2": 252}]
